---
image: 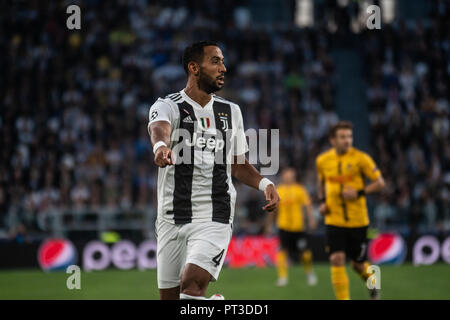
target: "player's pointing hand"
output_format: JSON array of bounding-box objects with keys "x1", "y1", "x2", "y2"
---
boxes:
[
  {"x1": 154, "y1": 146, "x2": 174, "y2": 168},
  {"x1": 262, "y1": 184, "x2": 280, "y2": 212}
]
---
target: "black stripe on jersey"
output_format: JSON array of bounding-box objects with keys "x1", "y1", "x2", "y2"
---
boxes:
[
  {"x1": 211, "y1": 101, "x2": 232, "y2": 224},
  {"x1": 168, "y1": 101, "x2": 196, "y2": 224},
  {"x1": 172, "y1": 95, "x2": 183, "y2": 103},
  {"x1": 338, "y1": 161, "x2": 349, "y2": 222},
  {"x1": 166, "y1": 93, "x2": 182, "y2": 103}
]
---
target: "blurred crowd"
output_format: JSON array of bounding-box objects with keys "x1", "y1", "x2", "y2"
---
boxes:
[
  {"x1": 0, "y1": 0, "x2": 448, "y2": 241},
  {"x1": 362, "y1": 5, "x2": 450, "y2": 235}
]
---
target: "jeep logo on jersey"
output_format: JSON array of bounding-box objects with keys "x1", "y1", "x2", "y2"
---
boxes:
[
  {"x1": 171, "y1": 128, "x2": 232, "y2": 165},
  {"x1": 185, "y1": 132, "x2": 225, "y2": 152}
]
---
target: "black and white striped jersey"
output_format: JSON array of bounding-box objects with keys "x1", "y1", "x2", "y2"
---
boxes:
[{"x1": 148, "y1": 89, "x2": 249, "y2": 225}]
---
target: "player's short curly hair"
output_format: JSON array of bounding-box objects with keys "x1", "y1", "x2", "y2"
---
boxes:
[
  {"x1": 329, "y1": 121, "x2": 353, "y2": 138},
  {"x1": 182, "y1": 41, "x2": 219, "y2": 75}
]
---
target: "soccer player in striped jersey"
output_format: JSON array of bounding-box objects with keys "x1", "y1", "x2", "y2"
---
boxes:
[{"x1": 148, "y1": 41, "x2": 280, "y2": 300}]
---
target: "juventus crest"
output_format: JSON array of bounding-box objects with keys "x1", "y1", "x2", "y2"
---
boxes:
[{"x1": 218, "y1": 112, "x2": 229, "y2": 131}]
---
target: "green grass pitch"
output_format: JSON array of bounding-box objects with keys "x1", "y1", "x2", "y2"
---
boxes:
[{"x1": 0, "y1": 263, "x2": 449, "y2": 300}]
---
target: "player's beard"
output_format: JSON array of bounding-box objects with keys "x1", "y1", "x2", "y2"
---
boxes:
[
  {"x1": 197, "y1": 67, "x2": 223, "y2": 94},
  {"x1": 336, "y1": 144, "x2": 351, "y2": 154}
]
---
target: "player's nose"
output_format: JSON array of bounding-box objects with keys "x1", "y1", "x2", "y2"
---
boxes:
[{"x1": 219, "y1": 62, "x2": 227, "y2": 73}]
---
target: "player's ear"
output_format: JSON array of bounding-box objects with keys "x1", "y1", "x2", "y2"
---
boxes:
[{"x1": 188, "y1": 61, "x2": 200, "y2": 76}]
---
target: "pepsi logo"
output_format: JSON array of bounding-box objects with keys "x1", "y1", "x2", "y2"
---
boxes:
[
  {"x1": 368, "y1": 233, "x2": 407, "y2": 265},
  {"x1": 38, "y1": 239, "x2": 77, "y2": 271}
]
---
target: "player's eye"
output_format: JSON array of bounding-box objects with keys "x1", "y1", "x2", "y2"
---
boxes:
[{"x1": 212, "y1": 58, "x2": 224, "y2": 65}]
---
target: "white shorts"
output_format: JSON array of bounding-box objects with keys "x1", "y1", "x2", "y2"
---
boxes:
[{"x1": 156, "y1": 219, "x2": 233, "y2": 289}]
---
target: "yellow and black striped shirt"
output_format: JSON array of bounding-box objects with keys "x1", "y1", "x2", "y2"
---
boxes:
[{"x1": 315, "y1": 147, "x2": 381, "y2": 228}]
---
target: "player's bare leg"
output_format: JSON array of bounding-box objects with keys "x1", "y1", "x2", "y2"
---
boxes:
[
  {"x1": 330, "y1": 251, "x2": 345, "y2": 266},
  {"x1": 329, "y1": 251, "x2": 350, "y2": 300},
  {"x1": 179, "y1": 263, "x2": 212, "y2": 299},
  {"x1": 352, "y1": 260, "x2": 380, "y2": 300},
  {"x1": 159, "y1": 286, "x2": 180, "y2": 300}
]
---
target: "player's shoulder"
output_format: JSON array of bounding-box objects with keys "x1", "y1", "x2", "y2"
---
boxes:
[
  {"x1": 212, "y1": 94, "x2": 240, "y2": 110},
  {"x1": 293, "y1": 183, "x2": 308, "y2": 194},
  {"x1": 160, "y1": 91, "x2": 185, "y2": 105},
  {"x1": 151, "y1": 92, "x2": 184, "y2": 113},
  {"x1": 295, "y1": 183, "x2": 307, "y2": 191},
  {"x1": 316, "y1": 148, "x2": 335, "y2": 164},
  {"x1": 351, "y1": 147, "x2": 374, "y2": 161}
]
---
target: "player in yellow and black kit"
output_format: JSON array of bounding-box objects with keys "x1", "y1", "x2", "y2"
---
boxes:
[
  {"x1": 265, "y1": 168, "x2": 318, "y2": 287},
  {"x1": 316, "y1": 121, "x2": 385, "y2": 300}
]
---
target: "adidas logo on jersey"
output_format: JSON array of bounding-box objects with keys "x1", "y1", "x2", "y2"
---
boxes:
[{"x1": 183, "y1": 116, "x2": 194, "y2": 123}]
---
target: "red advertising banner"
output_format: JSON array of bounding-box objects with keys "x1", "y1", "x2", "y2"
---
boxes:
[{"x1": 225, "y1": 236, "x2": 279, "y2": 268}]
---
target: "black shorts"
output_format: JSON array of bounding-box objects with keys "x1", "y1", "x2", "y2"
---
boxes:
[
  {"x1": 325, "y1": 225, "x2": 368, "y2": 263},
  {"x1": 278, "y1": 229, "x2": 308, "y2": 258}
]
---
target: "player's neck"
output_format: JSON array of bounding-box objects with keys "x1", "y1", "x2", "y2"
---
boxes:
[
  {"x1": 335, "y1": 147, "x2": 351, "y2": 156},
  {"x1": 184, "y1": 81, "x2": 212, "y2": 108}
]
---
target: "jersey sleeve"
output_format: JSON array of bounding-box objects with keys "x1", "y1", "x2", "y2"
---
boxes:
[
  {"x1": 232, "y1": 106, "x2": 249, "y2": 156},
  {"x1": 300, "y1": 186, "x2": 311, "y2": 206},
  {"x1": 360, "y1": 153, "x2": 381, "y2": 181},
  {"x1": 315, "y1": 157, "x2": 324, "y2": 183},
  {"x1": 148, "y1": 99, "x2": 175, "y2": 128}
]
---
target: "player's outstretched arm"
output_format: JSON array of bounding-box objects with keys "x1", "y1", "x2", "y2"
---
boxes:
[
  {"x1": 231, "y1": 155, "x2": 280, "y2": 212},
  {"x1": 149, "y1": 121, "x2": 174, "y2": 168}
]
